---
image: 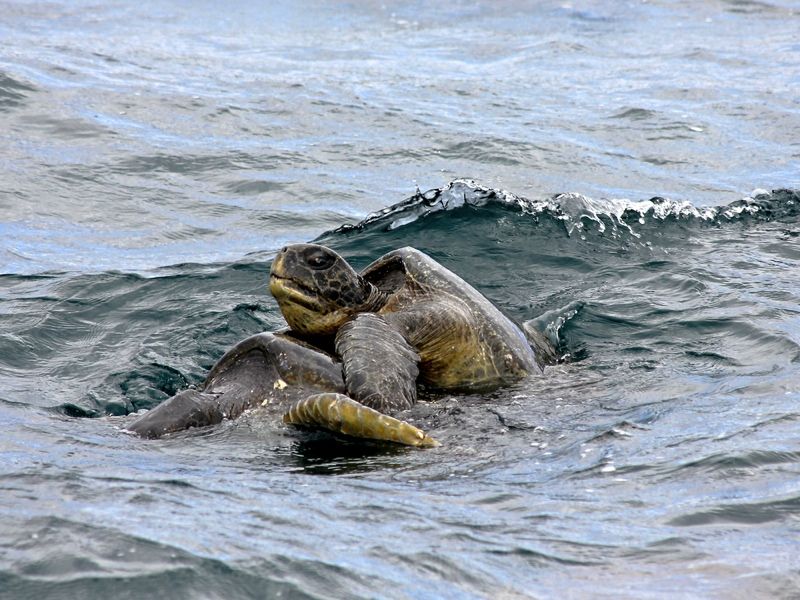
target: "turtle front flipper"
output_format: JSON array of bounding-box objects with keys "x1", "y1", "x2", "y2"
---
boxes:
[
  {"x1": 283, "y1": 393, "x2": 439, "y2": 448},
  {"x1": 127, "y1": 389, "x2": 225, "y2": 439},
  {"x1": 127, "y1": 332, "x2": 344, "y2": 438},
  {"x1": 335, "y1": 313, "x2": 420, "y2": 413},
  {"x1": 282, "y1": 315, "x2": 438, "y2": 447}
]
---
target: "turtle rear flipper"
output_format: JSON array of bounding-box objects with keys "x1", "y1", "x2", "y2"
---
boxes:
[{"x1": 283, "y1": 393, "x2": 439, "y2": 448}]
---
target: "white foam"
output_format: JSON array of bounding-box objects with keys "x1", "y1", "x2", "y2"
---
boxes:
[{"x1": 342, "y1": 179, "x2": 788, "y2": 237}]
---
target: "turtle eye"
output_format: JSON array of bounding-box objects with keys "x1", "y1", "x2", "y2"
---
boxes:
[{"x1": 305, "y1": 249, "x2": 335, "y2": 270}]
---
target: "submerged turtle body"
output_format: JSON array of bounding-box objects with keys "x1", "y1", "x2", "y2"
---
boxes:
[{"x1": 128, "y1": 244, "x2": 554, "y2": 446}]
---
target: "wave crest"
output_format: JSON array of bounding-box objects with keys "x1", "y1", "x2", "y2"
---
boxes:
[{"x1": 333, "y1": 179, "x2": 800, "y2": 238}]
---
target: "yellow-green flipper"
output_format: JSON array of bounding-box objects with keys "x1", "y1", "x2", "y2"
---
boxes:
[{"x1": 284, "y1": 393, "x2": 439, "y2": 448}]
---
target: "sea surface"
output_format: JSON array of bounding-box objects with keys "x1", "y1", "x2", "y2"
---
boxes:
[{"x1": 2, "y1": 1, "x2": 800, "y2": 598}]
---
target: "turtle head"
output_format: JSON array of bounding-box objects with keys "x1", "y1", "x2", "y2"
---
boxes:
[{"x1": 269, "y1": 244, "x2": 378, "y2": 335}]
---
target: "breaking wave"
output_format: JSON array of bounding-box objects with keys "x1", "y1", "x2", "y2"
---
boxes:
[{"x1": 331, "y1": 179, "x2": 800, "y2": 240}]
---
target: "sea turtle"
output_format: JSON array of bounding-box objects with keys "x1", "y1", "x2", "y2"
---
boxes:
[{"x1": 127, "y1": 244, "x2": 556, "y2": 446}]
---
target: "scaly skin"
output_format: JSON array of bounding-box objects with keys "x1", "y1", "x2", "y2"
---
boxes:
[{"x1": 283, "y1": 393, "x2": 440, "y2": 448}]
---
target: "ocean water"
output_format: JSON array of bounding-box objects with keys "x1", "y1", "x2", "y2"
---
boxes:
[{"x1": 2, "y1": 1, "x2": 800, "y2": 598}]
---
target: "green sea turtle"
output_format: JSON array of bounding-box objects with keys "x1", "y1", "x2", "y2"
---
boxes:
[{"x1": 127, "y1": 244, "x2": 556, "y2": 446}]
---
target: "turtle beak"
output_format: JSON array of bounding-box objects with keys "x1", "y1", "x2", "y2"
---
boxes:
[
  {"x1": 270, "y1": 247, "x2": 321, "y2": 311},
  {"x1": 269, "y1": 274, "x2": 316, "y2": 307},
  {"x1": 271, "y1": 249, "x2": 286, "y2": 277},
  {"x1": 269, "y1": 251, "x2": 282, "y2": 295}
]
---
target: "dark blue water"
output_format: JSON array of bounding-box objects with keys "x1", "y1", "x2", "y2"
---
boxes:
[{"x1": 2, "y1": 2, "x2": 800, "y2": 598}]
